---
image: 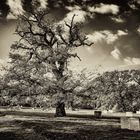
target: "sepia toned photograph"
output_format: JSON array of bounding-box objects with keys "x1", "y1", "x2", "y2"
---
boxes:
[{"x1": 0, "y1": 0, "x2": 140, "y2": 140}]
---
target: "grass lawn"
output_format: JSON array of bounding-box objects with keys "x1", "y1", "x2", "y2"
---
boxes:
[{"x1": 0, "y1": 110, "x2": 140, "y2": 140}]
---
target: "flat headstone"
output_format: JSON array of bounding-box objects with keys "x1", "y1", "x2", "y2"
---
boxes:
[
  {"x1": 129, "y1": 117, "x2": 140, "y2": 131},
  {"x1": 121, "y1": 117, "x2": 140, "y2": 131}
]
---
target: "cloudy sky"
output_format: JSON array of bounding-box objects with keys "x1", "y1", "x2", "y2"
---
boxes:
[{"x1": 0, "y1": 0, "x2": 140, "y2": 71}]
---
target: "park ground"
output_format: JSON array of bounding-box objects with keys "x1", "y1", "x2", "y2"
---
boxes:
[{"x1": 0, "y1": 108, "x2": 140, "y2": 140}]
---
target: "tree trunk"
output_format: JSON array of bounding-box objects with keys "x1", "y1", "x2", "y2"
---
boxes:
[
  {"x1": 52, "y1": 62, "x2": 66, "y2": 117},
  {"x1": 55, "y1": 101, "x2": 66, "y2": 117}
]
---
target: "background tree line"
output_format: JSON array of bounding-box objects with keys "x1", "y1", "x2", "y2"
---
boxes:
[{"x1": 0, "y1": 69, "x2": 140, "y2": 112}]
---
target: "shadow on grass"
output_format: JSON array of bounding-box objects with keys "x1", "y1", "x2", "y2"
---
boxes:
[{"x1": 0, "y1": 116, "x2": 140, "y2": 140}]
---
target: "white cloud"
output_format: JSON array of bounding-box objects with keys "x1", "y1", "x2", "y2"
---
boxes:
[
  {"x1": 103, "y1": 30, "x2": 118, "y2": 44},
  {"x1": 58, "y1": 6, "x2": 88, "y2": 35},
  {"x1": 65, "y1": 6, "x2": 87, "y2": 23},
  {"x1": 117, "y1": 30, "x2": 128, "y2": 36},
  {"x1": 87, "y1": 30, "x2": 128, "y2": 45},
  {"x1": 111, "y1": 17, "x2": 125, "y2": 23},
  {"x1": 87, "y1": 32, "x2": 105, "y2": 43},
  {"x1": 88, "y1": 3, "x2": 119, "y2": 15},
  {"x1": 6, "y1": 0, "x2": 48, "y2": 19},
  {"x1": 66, "y1": 10, "x2": 87, "y2": 23},
  {"x1": 65, "y1": 3, "x2": 119, "y2": 23},
  {"x1": 56, "y1": 7, "x2": 88, "y2": 45},
  {"x1": 111, "y1": 48, "x2": 121, "y2": 60},
  {"x1": 6, "y1": 0, "x2": 24, "y2": 19},
  {"x1": 66, "y1": 5, "x2": 80, "y2": 11},
  {"x1": 124, "y1": 57, "x2": 140, "y2": 65},
  {"x1": 137, "y1": 26, "x2": 140, "y2": 35}
]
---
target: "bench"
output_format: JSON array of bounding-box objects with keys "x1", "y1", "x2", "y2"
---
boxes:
[{"x1": 94, "y1": 110, "x2": 102, "y2": 118}]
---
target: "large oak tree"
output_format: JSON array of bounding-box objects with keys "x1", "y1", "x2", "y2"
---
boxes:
[{"x1": 9, "y1": 9, "x2": 93, "y2": 116}]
